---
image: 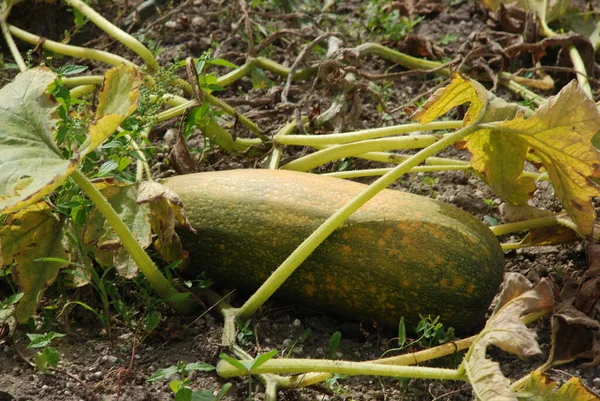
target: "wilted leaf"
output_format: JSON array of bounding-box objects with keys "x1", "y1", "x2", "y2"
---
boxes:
[
  {"x1": 413, "y1": 74, "x2": 534, "y2": 204},
  {"x1": 81, "y1": 64, "x2": 142, "y2": 158},
  {"x1": 549, "y1": 302, "x2": 600, "y2": 367},
  {"x1": 412, "y1": 73, "x2": 488, "y2": 125},
  {"x1": 499, "y1": 203, "x2": 554, "y2": 222},
  {"x1": 82, "y1": 179, "x2": 152, "y2": 278},
  {"x1": 464, "y1": 273, "x2": 555, "y2": 401},
  {"x1": 517, "y1": 371, "x2": 600, "y2": 401},
  {"x1": 0, "y1": 67, "x2": 78, "y2": 214},
  {"x1": 478, "y1": 0, "x2": 586, "y2": 24},
  {"x1": 0, "y1": 202, "x2": 71, "y2": 322},
  {"x1": 494, "y1": 81, "x2": 600, "y2": 236},
  {"x1": 137, "y1": 181, "x2": 194, "y2": 264},
  {"x1": 547, "y1": 242, "x2": 600, "y2": 368}
]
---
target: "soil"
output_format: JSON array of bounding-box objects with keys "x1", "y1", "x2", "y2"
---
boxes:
[{"x1": 1, "y1": 0, "x2": 600, "y2": 400}]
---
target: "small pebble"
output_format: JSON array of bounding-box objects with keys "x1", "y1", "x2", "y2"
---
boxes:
[
  {"x1": 593, "y1": 377, "x2": 600, "y2": 387},
  {"x1": 292, "y1": 319, "x2": 301, "y2": 328},
  {"x1": 101, "y1": 355, "x2": 119, "y2": 364},
  {"x1": 164, "y1": 20, "x2": 178, "y2": 29},
  {"x1": 282, "y1": 339, "x2": 293, "y2": 348},
  {"x1": 191, "y1": 16, "x2": 206, "y2": 28}
]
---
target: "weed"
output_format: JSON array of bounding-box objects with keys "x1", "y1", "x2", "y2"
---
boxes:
[
  {"x1": 415, "y1": 315, "x2": 455, "y2": 348},
  {"x1": 236, "y1": 317, "x2": 256, "y2": 347},
  {"x1": 26, "y1": 331, "x2": 65, "y2": 372},
  {"x1": 365, "y1": 0, "x2": 423, "y2": 41},
  {"x1": 328, "y1": 330, "x2": 342, "y2": 358},
  {"x1": 147, "y1": 361, "x2": 225, "y2": 401}
]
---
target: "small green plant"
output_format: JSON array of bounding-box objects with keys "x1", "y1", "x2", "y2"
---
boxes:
[
  {"x1": 365, "y1": 0, "x2": 423, "y2": 41},
  {"x1": 415, "y1": 315, "x2": 455, "y2": 348},
  {"x1": 147, "y1": 361, "x2": 224, "y2": 401},
  {"x1": 26, "y1": 331, "x2": 65, "y2": 373},
  {"x1": 439, "y1": 33, "x2": 458, "y2": 45},
  {"x1": 328, "y1": 331, "x2": 342, "y2": 358},
  {"x1": 325, "y1": 374, "x2": 349, "y2": 396},
  {"x1": 236, "y1": 317, "x2": 256, "y2": 347},
  {"x1": 220, "y1": 350, "x2": 277, "y2": 397}
]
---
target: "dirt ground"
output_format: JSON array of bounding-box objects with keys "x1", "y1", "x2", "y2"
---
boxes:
[{"x1": 1, "y1": 0, "x2": 600, "y2": 400}]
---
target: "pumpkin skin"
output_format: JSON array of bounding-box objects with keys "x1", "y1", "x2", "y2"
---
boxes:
[{"x1": 163, "y1": 169, "x2": 504, "y2": 334}]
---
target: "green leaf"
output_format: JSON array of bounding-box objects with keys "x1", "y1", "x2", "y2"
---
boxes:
[
  {"x1": 184, "y1": 362, "x2": 216, "y2": 373},
  {"x1": 219, "y1": 353, "x2": 250, "y2": 373},
  {"x1": 81, "y1": 64, "x2": 142, "y2": 158},
  {"x1": 397, "y1": 317, "x2": 407, "y2": 347},
  {"x1": 175, "y1": 387, "x2": 193, "y2": 401},
  {"x1": 26, "y1": 331, "x2": 66, "y2": 349},
  {"x1": 147, "y1": 365, "x2": 180, "y2": 382},
  {"x1": 0, "y1": 67, "x2": 78, "y2": 214},
  {"x1": 207, "y1": 58, "x2": 237, "y2": 69},
  {"x1": 0, "y1": 202, "x2": 72, "y2": 322},
  {"x1": 57, "y1": 64, "x2": 88, "y2": 76},
  {"x1": 251, "y1": 350, "x2": 277, "y2": 372},
  {"x1": 328, "y1": 331, "x2": 342, "y2": 356},
  {"x1": 42, "y1": 346, "x2": 61, "y2": 369}
]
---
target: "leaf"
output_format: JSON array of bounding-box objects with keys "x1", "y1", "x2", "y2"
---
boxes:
[
  {"x1": 184, "y1": 362, "x2": 216, "y2": 372},
  {"x1": 82, "y1": 179, "x2": 152, "y2": 278},
  {"x1": 81, "y1": 64, "x2": 142, "y2": 158},
  {"x1": 0, "y1": 202, "x2": 72, "y2": 322},
  {"x1": 26, "y1": 331, "x2": 66, "y2": 349},
  {"x1": 137, "y1": 181, "x2": 195, "y2": 264},
  {"x1": 251, "y1": 350, "x2": 278, "y2": 372},
  {"x1": 517, "y1": 371, "x2": 600, "y2": 401},
  {"x1": 494, "y1": 81, "x2": 600, "y2": 236},
  {"x1": 463, "y1": 273, "x2": 555, "y2": 401},
  {"x1": 219, "y1": 353, "x2": 250, "y2": 373},
  {"x1": 412, "y1": 73, "x2": 488, "y2": 126},
  {"x1": 0, "y1": 67, "x2": 78, "y2": 214},
  {"x1": 147, "y1": 365, "x2": 180, "y2": 382},
  {"x1": 546, "y1": 242, "x2": 600, "y2": 368}
]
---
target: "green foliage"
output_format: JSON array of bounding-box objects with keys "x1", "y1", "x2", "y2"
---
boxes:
[
  {"x1": 147, "y1": 361, "x2": 225, "y2": 401},
  {"x1": 26, "y1": 331, "x2": 65, "y2": 372},
  {"x1": 328, "y1": 331, "x2": 342, "y2": 358},
  {"x1": 365, "y1": 0, "x2": 423, "y2": 41},
  {"x1": 415, "y1": 315, "x2": 455, "y2": 348}
]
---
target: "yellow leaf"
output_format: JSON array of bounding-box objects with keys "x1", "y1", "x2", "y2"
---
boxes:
[
  {"x1": 0, "y1": 202, "x2": 71, "y2": 322},
  {"x1": 495, "y1": 81, "x2": 600, "y2": 236},
  {"x1": 412, "y1": 74, "x2": 488, "y2": 125},
  {"x1": 517, "y1": 371, "x2": 600, "y2": 401},
  {"x1": 81, "y1": 64, "x2": 142, "y2": 157}
]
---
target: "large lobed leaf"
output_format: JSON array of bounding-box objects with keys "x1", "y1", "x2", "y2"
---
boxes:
[
  {"x1": 81, "y1": 65, "x2": 143, "y2": 158},
  {"x1": 0, "y1": 202, "x2": 72, "y2": 322},
  {"x1": 497, "y1": 82, "x2": 600, "y2": 236},
  {"x1": 413, "y1": 76, "x2": 600, "y2": 237},
  {"x1": 0, "y1": 68, "x2": 78, "y2": 214},
  {"x1": 463, "y1": 273, "x2": 555, "y2": 401},
  {"x1": 517, "y1": 371, "x2": 600, "y2": 401}
]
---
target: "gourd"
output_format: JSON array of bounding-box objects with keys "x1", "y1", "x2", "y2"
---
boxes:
[{"x1": 163, "y1": 169, "x2": 504, "y2": 333}]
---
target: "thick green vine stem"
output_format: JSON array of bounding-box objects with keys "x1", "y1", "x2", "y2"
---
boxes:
[
  {"x1": 217, "y1": 358, "x2": 465, "y2": 380},
  {"x1": 9, "y1": 24, "x2": 135, "y2": 68},
  {"x1": 275, "y1": 121, "x2": 463, "y2": 146},
  {"x1": 62, "y1": 0, "x2": 159, "y2": 73},
  {"x1": 281, "y1": 134, "x2": 450, "y2": 172},
  {"x1": 0, "y1": 9, "x2": 26, "y2": 71},
  {"x1": 237, "y1": 122, "x2": 484, "y2": 320},
  {"x1": 70, "y1": 170, "x2": 197, "y2": 314}
]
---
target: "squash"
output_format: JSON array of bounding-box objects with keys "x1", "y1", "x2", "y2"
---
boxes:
[{"x1": 163, "y1": 169, "x2": 504, "y2": 333}]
